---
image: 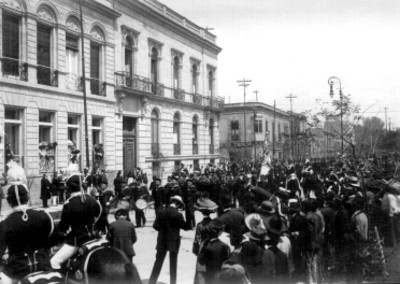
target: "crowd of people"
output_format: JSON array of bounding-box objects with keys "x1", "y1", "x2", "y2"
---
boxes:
[{"x1": 0, "y1": 145, "x2": 399, "y2": 284}]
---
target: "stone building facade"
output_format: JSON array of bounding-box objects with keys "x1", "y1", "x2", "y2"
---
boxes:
[
  {"x1": 0, "y1": 0, "x2": 222, "y2": 207},
  {"x1": 220, "y1": 102, "x2": 311, "y2": 162}
]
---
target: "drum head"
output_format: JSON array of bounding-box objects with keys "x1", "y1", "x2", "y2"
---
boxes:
[
  {"x1": 117, "y1": 200, "x2": 130, "y2": 211},
  {"x1": 135, "y1": 198, "x2": 148, "y2": 210}
]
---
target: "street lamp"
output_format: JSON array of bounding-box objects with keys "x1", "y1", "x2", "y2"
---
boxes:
[{"x1": 328, "y1": 76, "x2": 344, "y2": 153}]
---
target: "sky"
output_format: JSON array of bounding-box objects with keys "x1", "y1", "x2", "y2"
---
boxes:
[{"x1": 161, "y1": 0, "x2": 400, "y2": 130}]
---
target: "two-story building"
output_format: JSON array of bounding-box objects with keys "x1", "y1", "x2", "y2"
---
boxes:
[
  {"x1": 219, "y1": 102, "x2": 291, "y2": 160},
  {"x1": 0, "y1": 0, "x2": 222, "y2": 207}
]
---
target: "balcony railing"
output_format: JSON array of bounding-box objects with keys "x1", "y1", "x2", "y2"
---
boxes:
[
  {"x1": 231, "y1": 134, "x2": 240, "y2": 141},
  {"x1": 151, "y1": 143, "x2": 160, "y2": 156},
  {"x1": 37, "y1": 65, "x2": 58, "y2": 87},
  {"x1": 174, "y1": 143, "x2": 181, "y2": 155},
  {"x1": 209, "y1": 144, "x2": 215, "y2": 154},
  {"x1": 90, "y1": 78, "x2": 106, "y2": 96},
  {"x1": 192, "y1": 143, "x2": 198, "y2": 155},
  {"x1": 151, "y1": 82, "x2": 165, "y2": 96},
  {"x1": 1, "y1": 57, "x2": 28, "y2": 81},
  {"x1": 173, "y1": 88, "x2": 185, "y2": 101},
  {"x1": 192, "y1": 93, "x2": 202, "y2": 105},
  {"x1": 66, "y1": 73, "x2": 83, "y2": 91}
]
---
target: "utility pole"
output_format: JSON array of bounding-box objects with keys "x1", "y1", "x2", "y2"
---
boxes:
[
  {"x1": 79, "y1": 0, "x2": 90, "y2": 169},
  {"x1": 285, "y1": 94, "x2": 297, "y2": 160},
  {"x1": 237, "y1": 78, "x2": 252, "y2": 156},
  {"x1": 385, "y1": 107, "x2": 388, "y2": 136},
  {"x1": 273, "y1": 100, "x2": 276, "y2": 158},
  {"x1": 253, "y1": 90, "x2": 259, "y2": 162}
]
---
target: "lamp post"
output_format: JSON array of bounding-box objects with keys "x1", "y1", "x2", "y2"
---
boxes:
[{"x1": 328, "y1": 76, "x2": 344, "y2": 153}]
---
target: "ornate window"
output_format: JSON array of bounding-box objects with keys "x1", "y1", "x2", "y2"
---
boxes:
[
  {"x1": 207, "y1": 65, "x2": 216, "y2": 97},
  {"x1": 90, "y1": 26, "x2": 106, "y2": 96},
  {"x1": 4, "y1": 108, "x2": 24, "y2": 168},
  {"x1": 173, "y1": 112, "x2": 181, "y2": 155},
  {"x1": 2, "y1": 13, "x2": 21, "y2": 78},
  {"x1": 148, "y1": 38, "x2": 163, "y2": 94},
  {"x1": 37, "y1": 24, "x2": 52, "y2": 86},
  {"x1": 190, "y1": 58, "x2": 200, "y2": 94},
  {"x1": 121, "y1": 26, "x2": 139, "y2": 78},
  {"x1": 92, "y1": 117, "x2": 104, "y2": 169},
  {"x1": 38, "y1": 111, "x2": 56, "y2": 172},
  {"x1": 67, "y1": 114, "x2": 81, "y2": 167},
  {"x1": 209, "y1": 118, "x2": 214, "y2": 154},
  {"x1": 151, "y1": 109, "x2": 160, "y2": 156},
  {"x1": 230, "y1": 120, "x2": 239, "y2": 141}
]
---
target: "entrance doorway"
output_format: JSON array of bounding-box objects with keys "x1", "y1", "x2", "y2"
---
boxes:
[{"x1": 123, "y1": 117, "x2": 137, "y2": 175}]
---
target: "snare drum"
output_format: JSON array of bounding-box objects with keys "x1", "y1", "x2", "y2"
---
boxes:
[{"x1": 135, "y1": 198, "x2": 148, "y2": 210}]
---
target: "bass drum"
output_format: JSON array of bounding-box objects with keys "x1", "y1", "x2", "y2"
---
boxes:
[
  {"x1": 135, "y1": 198, "x2": 148, "y2": 210},
  {"x1": 116, "y1": 199, "x2": 131, "y2": 211}
]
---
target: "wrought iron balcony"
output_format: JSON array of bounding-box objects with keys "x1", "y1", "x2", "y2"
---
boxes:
[
  {"x1": 173, "y1": 88, "x2": 185, "y2": 101},
  {"x1": 231, "y1": 134, "x2": 240, "y2": 141},
  {"x1": 192, "y1": 93, "x2": 202, "y2": 105},
  {"x1": 209, "y1": 144, "x2": 215, "y2": 154},
  {"x1": 151, "y1": 143, "x2": 160, "y2": 156},
  {"x1": 192, "y1": 143, "x2": 198, "y2": 155},
  {"x1": 115, "y1": 71, "x2": 151, "y2": 92},
  {"x1": 151, "y1": 82, "x2": 164, "y2": 96},
  {"x1": 1, "y1": 57, "x2": 28, "y2": 81},
  {"x1": 66, "y1": 73, "x2": 83, "y2": 91},
  {"x1": 174, "y1": 143, "x2": 181, "y2": 155},
  {"x1": 90, "y1": 78, "x2": 106, "y2": 96},
  {"x1": 37, "y1": 65, "x2": 58, "y2": 87}
]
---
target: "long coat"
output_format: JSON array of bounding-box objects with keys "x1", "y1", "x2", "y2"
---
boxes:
[
  {"x1": 153, "y1": 206, "x2": 189, "y2": 253},
  {"x1": 41, "y1": 178, "x2": 51, "y2": 200},
  {"x1": 109, "y1": 219, "x2": 137, "y2": 257}
]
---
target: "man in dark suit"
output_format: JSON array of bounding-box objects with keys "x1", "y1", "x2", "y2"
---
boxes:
[
  {"x1": 148, "y1": 195, "x2": 190, "y2": 284},
  {"x1": 216, "y1": 194, "x2": 245, "y2": 248}
]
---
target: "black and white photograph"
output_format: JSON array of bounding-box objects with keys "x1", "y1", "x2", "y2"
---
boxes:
[{"x1": 0, "y1": 0, "x2": 400, "y2": 283}]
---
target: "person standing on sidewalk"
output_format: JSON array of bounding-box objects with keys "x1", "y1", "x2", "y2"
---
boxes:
[
  {"x1": 148, "y1": 195, "x2": 190, "y2": 284},
  {"x1": 41, "y1": 174, "x2": 51, "y2": 208}
]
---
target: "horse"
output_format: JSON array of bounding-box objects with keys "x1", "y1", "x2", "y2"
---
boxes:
[{"x1": 22, "y1": 245, "x2": 142, "y2": 284}]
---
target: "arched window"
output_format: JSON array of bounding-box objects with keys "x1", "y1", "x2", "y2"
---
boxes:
[
  {"x1": 151, "y1": 109, "x2": 159, "y2": 156},
  {"x1": 192, "y1": 64, "x2": 198, "y2": 94},
  {"x1": 173, "y1": 112, "x2": 181, "y2": 155},
  {"x1": 125, "y1": 36, "x2": 133, "y2": 77},
  {"x1": 208, "y1": 70, "x2": 214, "y2": 97},
  {"x1": 151, "y1": 47, "x2": 158, "y2": 85},
  {"x1": 209, "y1": 118, "x2": 214, "y2": 154},
  {"x1": 192, "y1": 115, "x2": 198, "y2": 155},
  {"x1": 173, "y1": 56, "x2": 180, "y2": 89}
]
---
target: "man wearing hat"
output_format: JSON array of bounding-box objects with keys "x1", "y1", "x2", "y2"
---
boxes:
[
  {"x1": 217, "y1": 194, "x2": 246, "y2": 249},
  {"x1": 148, "y1": 195, "x2": 191, "y2": 284},
  {"x1": 108, "y1": 208, "x2": 137, "y2": 263},
  {"x1": 0, "y1": 183, "x2": 55, "y2": 283}
]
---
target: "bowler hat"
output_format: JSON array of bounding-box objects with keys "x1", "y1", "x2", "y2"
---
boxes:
[{"x1": 258, "y1": 201, "x2": 276, "y2": 215}]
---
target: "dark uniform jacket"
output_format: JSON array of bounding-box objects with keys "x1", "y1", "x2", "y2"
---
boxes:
[
  {"x1": 0, "y1": 208, "x2": 54, "y2": 280},
  {"x1": 56, "y1": 193, "x2": 102, "y2": 247},
  {"x1": 40, "y1": 178, "x2": 51, "y2": 200},
  {"x1": 153, "y1": 206, "x2": 189, "y2": 253}
]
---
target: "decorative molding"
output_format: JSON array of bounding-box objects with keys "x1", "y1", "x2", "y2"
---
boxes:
[
  {"x1": 66, "y1": 16, "x2": 81, "y2": 33},
  {"x1": 207, "y1": 64, "x2": 217, "y2": 72},
  {"x1": 0, "y1": 0, "x2": 22, "y2": 11},
  {"x1": 148, "y1": 38, "x2": 163, "y2": 57},
  {"x1": 190, "y1": 57, "x2": 201, "y2": 66},
  {"x1": 91, "y1": 27, "x2": 105, "y2": 42},
  {"x1": 171, "y1": 48, "x2": 184, "y2": 58},
  {"x1": 121, "y1": 25, "x2": 140, "y2": 47},
  {"x1": 37, "y1": 7, "x2": 54, "y2": 23}
]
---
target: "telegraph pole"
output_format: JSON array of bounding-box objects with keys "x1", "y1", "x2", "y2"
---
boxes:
[
  {"x1": 385, "y1": 107, "x2": 388, "y2": 136},
  {"x1": 237, "y1": 78, "x2": 252, "y2": 156},
  {"x1": 285, "y1": 94, "x2": 297, "y2": 159},
  {"x1": 273, "y1": 100, "x2": 276, "y2": 158},
  {"x1": 79, "y1": 0, "x2": 90, "y2": 169},
  {"x1": 253, "y1": 90, "x2": 259, "y2": 161}
]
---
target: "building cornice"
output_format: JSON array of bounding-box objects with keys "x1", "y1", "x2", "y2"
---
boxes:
[
  {"x1": 71, "y1": 0, "x2": 122, "y2": 19},
  {"x1": 115, "y1": 0, "x2": 222, "y2": 55}
]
